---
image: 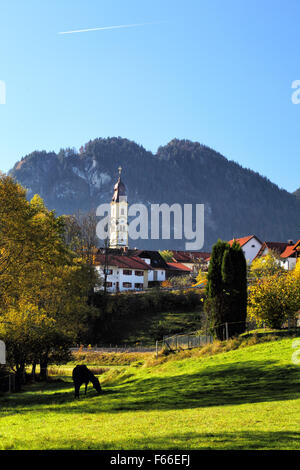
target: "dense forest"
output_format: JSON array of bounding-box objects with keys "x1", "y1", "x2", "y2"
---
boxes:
[{"x1": 9, "y1": 137, "x2": 300, "y2": 250}]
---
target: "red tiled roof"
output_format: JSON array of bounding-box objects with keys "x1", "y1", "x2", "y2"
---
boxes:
[
  {"x1": 280, "y1": 239, "x2": 300, "y2": 259},
  {"x1": 171, "y1": 251, "x2": 211, "y2": 263},
  {"x1": 205, "y1": 236, "x2": 261, "y2": 262},
  {"x1": 228, "y1": 235, "x2": 260, "y2": 247},
  {"x1": 166, "y1": 262, "x2": 192, "y2": 272},
  {"x1": 94, "y1": 254, "x2": 152, "y2": 270},
  {"x1": 254, "y1": 241, "x2": 291, "y2": 260}
]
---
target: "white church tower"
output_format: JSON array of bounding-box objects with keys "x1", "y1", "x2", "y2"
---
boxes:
[{"x1": 109, "y1": 166, "x2": 129, "y2": 249}]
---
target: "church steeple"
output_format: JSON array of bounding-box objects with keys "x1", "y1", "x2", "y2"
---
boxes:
[
  {"x1": 112, "y1": 166, "x2": 126, "y2": 203},
  {"x1": 109, "y1": 167, "x2": 128, "y2": 249}
]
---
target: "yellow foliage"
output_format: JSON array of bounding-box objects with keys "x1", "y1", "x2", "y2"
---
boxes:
[
  {"x1": 250, "y1": 252, "x2": 283, "y2": 279},
  {"x1": 248, "y1": 269, "x2": 300, "y2": 328}
]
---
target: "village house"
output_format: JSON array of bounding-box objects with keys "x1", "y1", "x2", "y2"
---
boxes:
[
  {"x1": 253, "y1": 239, "x2": 300, "y2": 270},
  {"x1": 93, "y1": 169, "x2": 207, "y2": 291},
  {"x1": 94, "y1": 253, "x2": 152, "y2": 292},
  {"x1": 228, "y1": 235, "x2": 263, "y2": 264},
  {"x1": 134, "y1": 250, "x2": 168, "y2": 284},
  {"x1": 254, "y1": 241, "x2": 292, "y2": 259},
  {"x1": 165, "y1": 262, "x2": 192, "y2": 278},
  {"x1": 170, "y1": 251, "x2": 211, "y2": 273},
  {"x1": 279, "y1": 239, "x2": 300, "y2": 270}
]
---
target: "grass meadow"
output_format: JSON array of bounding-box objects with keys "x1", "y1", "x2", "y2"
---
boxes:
[{"x1": 1, "y1": 333, "x2": 300, "y2": 450}]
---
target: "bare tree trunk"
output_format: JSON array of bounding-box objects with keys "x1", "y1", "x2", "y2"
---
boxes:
[
  {"x1": 15, "y1": 362, "x2": 25, "y2": 392},
  {"x1": 39, "y1": 358, "x2": 48, "y2": 381},
  {"x1": 31, "y1": 363, "x2": 37, "y2": 382}
]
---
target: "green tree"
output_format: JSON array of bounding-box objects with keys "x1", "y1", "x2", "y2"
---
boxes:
[
  {"x1": 205, "y1": 239, "x2": 247, "y2": 339},
  {"x1": 205, "y1": 240, "x2": 229, "y2": 339},
  {"x1": 221, "y1": 241, "x2": 247, "y2": 336}
]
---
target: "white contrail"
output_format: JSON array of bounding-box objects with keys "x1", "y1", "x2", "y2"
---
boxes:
[{"x1": 58, "y1": 21, "x2": 159, "y2": 35}]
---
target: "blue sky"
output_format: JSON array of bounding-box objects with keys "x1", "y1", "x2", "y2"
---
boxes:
[{"x1": 0, "y1": 0, "x2": 299, "y2": 192}]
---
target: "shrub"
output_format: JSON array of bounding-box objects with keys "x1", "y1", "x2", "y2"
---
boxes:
[{"x1": 248, "y1": 270, "x2": 300, "y2": 329}]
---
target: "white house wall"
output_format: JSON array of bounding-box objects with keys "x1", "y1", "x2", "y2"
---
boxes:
[
  {"x1": 148, "y1": 269, "x2": 166, "y2": 282},
  {"x1": 280, "y1": 257, "x2": 297, "y2": 270},
  {"x1": 242, "y1": 239, "x2": 262, "y2": 264},
  {"x1": 95, "y1": 266, "x2": 148, "y2": 292},
  {"x1": 140, "y1": 258, "x2": 166, "y2": 282}
]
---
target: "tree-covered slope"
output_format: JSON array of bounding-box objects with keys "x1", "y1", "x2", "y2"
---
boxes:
[{"x1": 9, "y1": 137, "x2": 300, "y2": 250}]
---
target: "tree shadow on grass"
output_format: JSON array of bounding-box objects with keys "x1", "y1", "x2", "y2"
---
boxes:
[
  {"x1": 80, "y1": 430, "x2": 300, "y2": 450},
  {"x1": 6, "y1": 430, "x2": 300, "y2": 450},
  {"x1": 69, "y1": 429, "x2": 300, "y2": 450},
  {"x1": 0, "y1": 381, "x2": 74, "y2": 413},
  {"x1": 107, "y1": 360, "x2": 300, "y2": 412},
  {"x1": 0, "y1": 380, "x2": 120, "y2": 416},
  {"x1": 1, "y1": 359, "x2": 300, "y2": 415},
  {"x1": 91, "y1": 359, "x2": 300, "y2": 412}
]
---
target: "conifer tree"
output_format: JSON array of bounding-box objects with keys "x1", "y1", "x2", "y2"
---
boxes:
[
  {"x1": 205, "y1": 239, "x2": 229, "y2": 339},
  {"x1": 221, "y1": 241, "x2": 247, "y2": 337},
  {"x1": 205, "y1": 239, "x2": 247, "y2": 339}
]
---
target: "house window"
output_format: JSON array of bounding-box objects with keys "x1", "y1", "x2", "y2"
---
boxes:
[
  {"x1": 121, "y1": 208, "x2": 125, "y2": 215},
  {"x1": 135, "y1": 283, "x2": 143, "y2": 289},
  {"x1": 134, "y1": 271, "x2": 144, "y2": 276},
  {"x1": 104, "y1": 269, "x2": 113, "y2": 275},
  {"x1": 105, "y1": 282, "x2": 113, "y2": 288},
  {"x1": 123, "y1": 282, "x2": 132, "y2": 288},
  {"x1": 123, "y1": 269, "x2": 132, "y2": 275}
]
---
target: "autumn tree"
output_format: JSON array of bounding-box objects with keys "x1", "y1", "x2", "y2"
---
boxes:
[
  {"x1": 249, "y1": 252, "x2": 284, "y2": 281},
  {"x1": 62, "y1": 210, "x2": 99, "y2": 264},
  {"x1": 159, "y1": 250, "x2": 174, "y2": 262},
  {"x1": 0, "y1": 176, "x2": 99, "y2": 386},
  {"x1": 248, "y1": 261, "x2": 300, "y2": 329}
]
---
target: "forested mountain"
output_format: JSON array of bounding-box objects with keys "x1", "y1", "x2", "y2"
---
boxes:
[
  {"x1": 9, "y1": 137, "x2": 300, "y2": 251},
  {"x1": 294, "y1": 187, "x2": 300, "y2": 199}
]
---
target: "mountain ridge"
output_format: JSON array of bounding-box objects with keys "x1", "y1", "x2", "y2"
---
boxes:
[{"x1": 8, "y1": 137, "x2": 300, "y2": 251}]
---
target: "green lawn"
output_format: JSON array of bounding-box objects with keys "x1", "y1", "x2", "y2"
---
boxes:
[{"x1": 1, "y1": 335, "x2": 300, "y2": 450}]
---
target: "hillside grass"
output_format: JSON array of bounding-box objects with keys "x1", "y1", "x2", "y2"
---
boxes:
[
  {"x1": 1, "y1": 333, "x2": 300, "y2": 450},
  {"x1": 107, "y1": 309, "x2": 203, "y2": 346}
]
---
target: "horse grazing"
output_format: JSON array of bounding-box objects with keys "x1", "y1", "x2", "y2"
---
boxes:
[{"x1": 72, "y1": 365, "x2": 102, "y2": 398}]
